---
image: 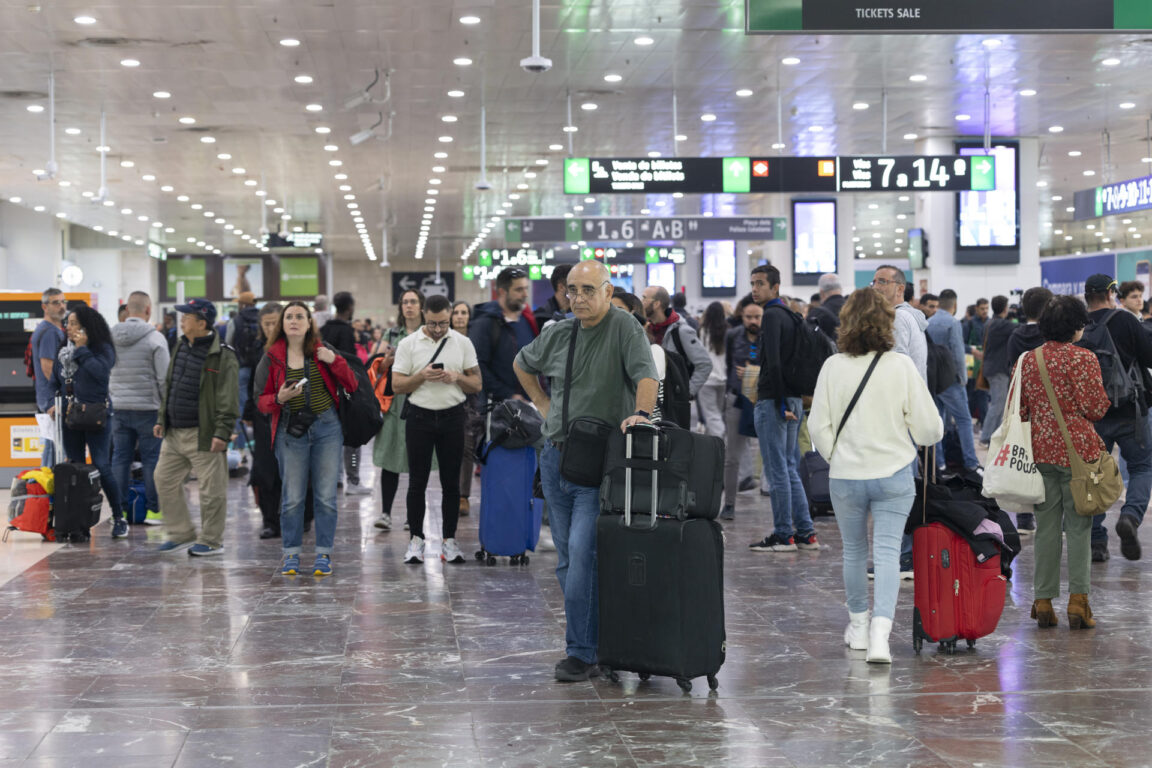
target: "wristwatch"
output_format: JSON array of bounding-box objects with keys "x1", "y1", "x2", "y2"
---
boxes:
[{"x1": 634, "y1": 409, "x2": 651, "y2": 419}]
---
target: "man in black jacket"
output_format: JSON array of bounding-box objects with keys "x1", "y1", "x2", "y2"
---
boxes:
[
  {"x1": 748, "y1": 264, "x2": 819, "y2": 553},
  {"x1": 1083, "y1": 274, "x2": 1152, "y2": 562},
  {"x1": 469, "y1": 267, "x2": 537, "y2": 403},
  {"x1": 978, "y1": 295, "x2": 1017, "y2": 444},
  {"x1": 807, "y1": 273, "x2": 845, "y2": 340},
  {"x1": 320, "y1": 291, "x2": 368, "y2": 494},
  {"x1": 533, "y1": 264, "x2": 572, "y2": 329},
  {"x1": 1007, "y1": 286, "x2": 1052, "y2": 369}
]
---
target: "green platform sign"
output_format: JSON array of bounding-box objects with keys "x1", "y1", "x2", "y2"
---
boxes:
[
  {"x1": 280, "y1": 257, "x2": 319, "y2": 297},
  {"x1": 564, "y1": 158, "x2": 591, "y2": 195},
  {"x1": 746, "y1": 0, "x2": 1152, "y2": 33}
]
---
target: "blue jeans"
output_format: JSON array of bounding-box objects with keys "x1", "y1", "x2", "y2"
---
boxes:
[
  {"x1": 62, "y1": 421, "x2": 122, "y2": 519},
  {"x1": 275, "y1": 407, "x2": 342, "y2": 555},
  {"x1": 111, "y1": 409, "x2": 162, "y2": 514},
  {"x1": 1091, "y1": 416, "x2": 1152, "y2": 544},
  {"x1": 830, "y1": 462, "x2": 916, "y2": 620},
  {"x1": 980, "y1": 373, "x2": 1011, "y2": 444},
  {"x1": 539, "y1": 442, "x2": 600, "y2": 664},
  {"x1": 754, "y1": 398, "x2": 814, "y2": 539},
  {"x1": 935, "y1": 383, "x2": 979, "y2": 470}
]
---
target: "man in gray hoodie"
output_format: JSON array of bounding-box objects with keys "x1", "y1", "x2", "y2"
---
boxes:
[{"x1": 110, "y1": 291, "x2": 170, "y2": 526}]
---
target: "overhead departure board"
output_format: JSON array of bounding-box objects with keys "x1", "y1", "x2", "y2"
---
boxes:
[
  {"x1": 1073, "y1": 174, "x2": 1152, "y2": 220},
  {"x1": 563, "y1": 155, "x2": 994, "y2": 195}
]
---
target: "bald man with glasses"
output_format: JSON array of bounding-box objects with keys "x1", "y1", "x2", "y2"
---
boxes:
[{"x1": 515, "y1": 261, "x2": 659, "y2": 682}]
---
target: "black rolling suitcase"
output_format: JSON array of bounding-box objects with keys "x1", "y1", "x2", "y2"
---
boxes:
[
  {"x1": 600, "y1": 420, "x2": 724, "y2": 520},
  {"x1": 51, "y1": 397, "x2": 103, "y2": 543},
  {"x1": 597, "y1": 425, "x2": 726, "y2": 693}
]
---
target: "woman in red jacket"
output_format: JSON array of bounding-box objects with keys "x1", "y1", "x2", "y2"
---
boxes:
[
  {"x1": 1018, "y1": 295, "x2": 1111, "y2": 629},
  {"x1": 256, "y1": 301, "x2": 357, "y2": 576}
]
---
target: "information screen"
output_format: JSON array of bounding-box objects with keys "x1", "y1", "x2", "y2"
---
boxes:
[
  {"x1": 907, "y1": 228, "x2": 926, "y2": 270},
  {"x1": 792, "y1": 200, "x2": 837, "y2": 285},
  {"x1": 701, "y1": 241, "x2": 737, "y2": 297},
  {"x1": 956, "y1": 141, "x2": 1020, "y2": 264},
  {"x1": 646, "y1": 263, "x2": 676, "y2": 293}
]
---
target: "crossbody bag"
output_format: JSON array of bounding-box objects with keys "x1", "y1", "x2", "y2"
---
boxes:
[{"x1": 559, "y1": 321, "x2": 613, "y2": 487}]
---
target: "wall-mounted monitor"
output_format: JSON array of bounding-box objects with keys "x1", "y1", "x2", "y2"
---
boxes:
[
  {"x1": 955, "y1": 140, "x2": 1019, "y2": 264},
  {"x1": 907, "y1": 228, "x2": 927, "y2": 270},
  {"x1": 701, "y1": 240, "x2": 737, "y2": 297},
  {"x1": 792, "y1": 199, "x2": 837, "y2": 286},
  {"x1": 646, "y1": 262, "x2": 676, "y2": 292}
]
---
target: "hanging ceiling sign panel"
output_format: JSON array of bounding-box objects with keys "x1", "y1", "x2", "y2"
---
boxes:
[
  {"x1": 504, "y1": 217, "x2": 788, "y2": 243},
  {"x1": 1073, "y1": 175, "x2": 1152, "y2": 221}
]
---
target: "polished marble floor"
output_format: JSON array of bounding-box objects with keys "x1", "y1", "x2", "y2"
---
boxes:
[{"x1": 2, "y1": 457, "x2": 1151, "y2": 768}]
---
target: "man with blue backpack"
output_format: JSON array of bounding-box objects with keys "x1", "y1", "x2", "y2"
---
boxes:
[{"x1": 1081, "y1": 274, "x2": 1152, "y2": 562}]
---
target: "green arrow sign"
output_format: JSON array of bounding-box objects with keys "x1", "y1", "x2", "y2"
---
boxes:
[
  {"x1": 969, "y1": 156, "x2": 996, "y2": 192},
  {"x1": 463, "y1": 265, "x2": 475, "y2": 281},
  {"x1": 565, "y1": 218, "x2": 583, "y2": 242},
  {"x1": 1095, "y1": 187, "x2": 1105, "y2": 218},
  {"x1": 564, "y1": 158, "x2": 591, "y2": 195},
  {"x1": 722, "y1": 157, "x2": 751, "y2": 193},
  {"x1": 478, "y1": 249, "x2": 492, "y2": 266},
  {"x1": 645, "y1": 247, "x2": 659, "y2": 264},
  {"x1": 580, "y1": 247, "x2": 595, "y2": 261},
  {"x1": 528, "y1": 265, "x2": 543, "y2": 280},
  {"x1": 504, "y1": 219, "x2": 522, "y2": 242}
]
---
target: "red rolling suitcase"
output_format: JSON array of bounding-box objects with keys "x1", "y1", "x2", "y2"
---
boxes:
[{"x1": 911, "y1": 449, "x2": 1008, "y2": 654}]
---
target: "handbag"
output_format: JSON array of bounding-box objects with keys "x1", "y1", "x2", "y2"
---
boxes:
[
  {"x1": 367, "y1": 355, "x2": 395, "y2": 414},
  {"x1": 1035, "y1": 348, "x2": 1123, "y2": 517},
  {"x1": 981, "y1": 355, "x2": 1045, "y2": 506},
  {"x1": 63, "y1": 379, "x2": 108, "y2": 432},
  {"x1": 558, "y1": 321, "x2": 612, "y2": 487},
  {"x1": 399, "y1": 337, "x2": 448, "y2": 420},
  {"x1": 741, "y1": 364, "x2": 760, "y2": 404}
]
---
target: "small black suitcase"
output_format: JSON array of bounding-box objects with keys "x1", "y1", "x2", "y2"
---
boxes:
[
  {"x1": 599, "y1": 421, "x2": 724, "y2": 520},
  {"x1": 799, "y1": 450, "x2": 834, "y2": 516},
  {"x1": 597, "y1": 426, "x2": 726, "y2": 693},
  {"x1": 53, "y1": 462, "x2": 103, "y2": 543}
]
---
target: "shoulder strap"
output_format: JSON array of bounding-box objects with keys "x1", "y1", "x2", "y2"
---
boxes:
[
  {"x1": 1035, "y1": 347, "x2": 1080, "y2": 465},
  {"x1": 561, "y1": 321, "x2": 579, "y2": 436},
  {"x1": 670, "y1": 325, "x2": 687, "y2": 358},
  {"x1": 830, "y1": 352, "x2": 883, "y2": 456},
  {"x1": 427, "y1": 336, "x2": 449, "y2": 366}
]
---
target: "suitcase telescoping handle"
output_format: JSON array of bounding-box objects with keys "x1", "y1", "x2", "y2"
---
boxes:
[
  {"x1": 623, "y1": 423, "x2": 659, "y2": 530},
  {"x1": 54, "y1": 394, "x2": 64, "y2": 456}
]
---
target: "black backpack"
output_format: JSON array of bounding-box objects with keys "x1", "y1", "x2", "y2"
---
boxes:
[
  {"x1": 925, "y1": 331, "x2": 958, "y2": 396},
  {"x1": 334, "y1": 349, "x2": 384, "y2": 447},
  {"x1": 1076, "y1": 309, "x2": 1145, "y2": 414},
  {"x1": 767, "y1": 304, "x2": 836, "y2": 396},
  {"x1": 232, "y1": 312, "x2": 264, "y2": 369},
  {"x1": 668, "y1": 325, "x2": 696, "y2": 383},
  {"x1": 659, "y1": 347, "x2": 693, "y2": 429}
]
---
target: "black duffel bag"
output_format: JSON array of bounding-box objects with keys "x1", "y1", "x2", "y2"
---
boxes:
[{"x1": 480, "y1": 398, "x2": 544, "y2": 460}]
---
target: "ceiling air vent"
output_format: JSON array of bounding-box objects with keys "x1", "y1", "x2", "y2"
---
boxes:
[
  {"x1": 0, "y1": 90, "x2": 48, "y2": 101},
  {"x1": 72, "y1": 36, "x2": 166, "y2": 47}
]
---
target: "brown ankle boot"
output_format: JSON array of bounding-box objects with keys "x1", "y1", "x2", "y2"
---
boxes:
[
  {"x1": 1030, "y1": 599, "x2": 1058, "y2": 628},
  {"x1": 1067, "y1": 593, "x2": 1096, "y2": 630}
]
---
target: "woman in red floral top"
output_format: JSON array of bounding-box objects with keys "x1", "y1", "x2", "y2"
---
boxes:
[{"x1": 1018, "y1": 295, "x2": 1111, "y2": 630}]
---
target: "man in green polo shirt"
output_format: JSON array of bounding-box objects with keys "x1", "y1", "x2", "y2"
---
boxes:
[{"x1": 514, "y1": 260, "x2": 658, "y2": 682}]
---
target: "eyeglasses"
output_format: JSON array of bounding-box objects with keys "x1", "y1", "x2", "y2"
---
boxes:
[
  {"x1": 425, "y1": 321, "x2": 451, "y2": 329},
  {"x1": 565, "y1": 280, "x2": 609, "y2": 300},
  {"x1": 45, "y1": 299, "x2": 66, "y2": 306},
  {"x1": 871, "y1": 278, "x2": 903, "y2": 288}
]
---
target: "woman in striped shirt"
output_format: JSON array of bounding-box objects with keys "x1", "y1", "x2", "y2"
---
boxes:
[{"x1": 256, "y1": 301, "x2": 357, "y2": 576}]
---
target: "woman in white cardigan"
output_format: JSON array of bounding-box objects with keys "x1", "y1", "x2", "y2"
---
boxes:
[{"x1": 808, "y1": 288, "x2": 944, "y2": 663}]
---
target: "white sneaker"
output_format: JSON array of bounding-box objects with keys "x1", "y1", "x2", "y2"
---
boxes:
[
  {"x1": 404, "y1": 536, "x2": 425, "y2": 564},
  {"x1": 441, "y1": 538, "x2": 465, "y2": 564},
  {"x1": 373, "y1": 514, "x2": 391, "y2": 531},
  {"x1": 866, "y1": 617, "x2": 893, "y2": 663},
  {"x1": 345, "y1": 483, "x2": 371, "y2": 496},
  {"x1": 844, "y1": 610, "x2": 870, "y2": 651}
]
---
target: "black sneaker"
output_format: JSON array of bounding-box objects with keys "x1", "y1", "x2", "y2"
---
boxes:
[
  {"x1": 554, "y1": 656, "x2": 599, "y2": 682},
  {"x1": 749, "y1": 534, "x2": 797, "y2": 552},
  {"x1": 1116, "y1": 514, "x2": 1142, "y2": 561},
  {"x1": 899, "y1": 557, "x2": 914, "y2": 580},
  {"x1": 1091, "y1": 541, "x2": 1110, "y2": 563},
  {"x1": 1016, "y1": 513, "x2": 1036, "y2": 536},
  {"x1": 738, "y1": 477, "x2": 757, "y2": 492},
  {"x1": 720, "y1": 504, "x2": 735, "y2": 521}
]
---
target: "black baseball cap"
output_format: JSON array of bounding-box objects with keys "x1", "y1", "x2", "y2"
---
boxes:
[
  {"x1": 1084, "y1": 274, "x2": 1118, "y2": 295},
  {"x1": 174, "y1": 298, "x2": 217, "y2": 325}
]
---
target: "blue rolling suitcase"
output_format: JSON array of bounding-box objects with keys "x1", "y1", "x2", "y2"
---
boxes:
[
  {"x1": 476, "y1": 444, "x2": 541, "y2": 566},
  {"x1": 126, "y1": 480, "x2": 148, "y2": 524}
]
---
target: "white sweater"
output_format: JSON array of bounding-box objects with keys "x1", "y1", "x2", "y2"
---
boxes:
[{"x1": 808, "y1": 351, "x2": 944, "y2": 480}]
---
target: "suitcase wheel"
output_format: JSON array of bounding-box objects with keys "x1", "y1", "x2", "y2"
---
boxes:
[
  {"x1": 509, "y1": 554, "x2": 520, "y2": 566},
  {"x1": 486, "y1": 556, "x2": 497, "y2": 567},
  {"x1": 605, "y1": 669, "x2": 620, "y2": 684},
  {"x1": 707, "y1": 675, "x2": 719, "y2": 691},
  {"x1": 638, "y1": 672, "x2": 650, "y2": 682},
  {"x1": 913, "y1": 636, "x2": 923, "y2": 654},
  {"x1": 676, "y1": 678, "x2": 692, "y2": 693},
  {"x1": 966, "y1": 638, "x2": 976, "y2": 649},
  {"x1": 474, "y1": 549, "x2": 486, "y2": 561}
]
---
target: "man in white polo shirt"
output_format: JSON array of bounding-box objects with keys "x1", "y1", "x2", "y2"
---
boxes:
[{"x1": 392, "y1": 294, "x2": 483, "y2": 565}]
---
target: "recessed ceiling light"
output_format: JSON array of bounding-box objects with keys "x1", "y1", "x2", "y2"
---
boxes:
[
  {"x1": 1102, "y1": 57, "x2": 1121, "y2": 66},
  {"x1": 190, "y1": 203, "x2": 202, "y2": 210},
  {"x1": 323, "y1": 144, "x2": 339, "y2": 151},
  {"x1": 1083, "y1": 170, "x2": 1096, "y2": 176},
  {"x1": 735, "y1": 89, "x2": 753, "y2": 97},
  {"x1": 178, "y1": 116, "x2": 196, "y2": 125},
  {"x1": 1068, "y1": 150, "x2": 1082, "y2": 157},
  {"x1": 120, "y1": 208, "x2": 132, "y2": 215},
  {"x1": 200, "y1": 136, "x2": 216, "y2": 143},
  {"x1": 453, "y1": 57, "x2": 473, "y2": 66},
  {"x1": 648, "y1": 151, "x2": 662, "y2": 158},
  {"x1": 432, "y1": 166, "x2": 445, "y2": 173},
  {"x1": 1036, "y1": 180, "x2": 1048, "y2": 188},
  {"x1": 548, "y1": 143, "x2": 563, "y2": 151},
  {"x1": 852, "y1": 102, "x2": 869, "y2": 110},
  {"x1": 120, "y1": 59, "x2": 140, "y2": 67},
  {"x1": 1019, "y1": 88, "x2": 1037, "y2": 96},
  {"x1": 177, "y1": 195, "x2": 189, "y2": 201},
  {"x1": 305, "y1": 104, "x2": 323, "y2": 112},
  {"x1": 329, "y1": 159, "x2": 343, "y2": 166},
  {"x1": 26, "y1": 105, "x2": 44, "y2": 113},
  {"x1": 898, "y1": 195, "x2": 910, "y2": 202},
  {"x1": 33, "y1": 205, "x2": 45, "y2": 212},
  {"x1": 216, "y1": 153, "x2": 231, "y2": 160},
  {"x1": 231, "y1": 167, "x2": 245, "y2": 174},
  {"x1": 903, "y1": 133, "x2": 919, "y2": 140},
  {"x1": 429, "y1": 178, "x2": 442, "y2": 185},
  {"x1": 808, "y1": 125, "x2": 823, "y2": 132},
  {"x1": 434, "y1": 151, "x2": 448, "y2": 159},
  {"x1": 441, "y1": 115, "x2": 458, "y2": 122},
  {"x1": 64, "y1": 127, "x2": 81, "y2": 135},
  {"x1": 781, "y1": 56, "x2": 801, "y2": 66},
  {"x1": 517, "y1": 183, "x2": 529, "y2": 190},
  {"x1": 771, "y1": 142, "x2": 786, "y2": 150},
  {"x1": 334, "y1": 174, "x2": 348, "y2": 180},
  {"x1": 535, "y1": 159, "x2": 549, "y2": 166},
  {"x1": 57, "y1": 180, "x2": 71, "y2": 188},
  {"x1": 460, "y1": 15, "x2": 481, "y2": 24},
  {"x1": 294, "y1": 75, "x2": 314, "y2": 84},
  {"x1": 1120, "y1": 102, "x2": 1137, "y2": 109},
  {"x1": 581, "y1": 102, "x2": 598, "y2": 111},
  {"x1": 279, "y1": 38, "x2": 301, "y2": 47},
  {"x1": 448, "y1": 90, "x2": 465, "y2": 98},
  {"x1": 675, "y1": 134, "x2": 688, "y2": 142},
  {"x1": 1048, "y1": 125, "x2": 1064, "y2": 133},
  {"x1": 604, "y1": 74, "x2": 623, "y2": 83},
  {"x1": 141, "y1": 174, "x2": 155, "y2": 181},
  {"x1": 955, "y1": 114, "x2": 972, "y2": 121},
  {"x1": 524, "y1": 171, "x2": 537, "y2": 178},
  {"x1": 439, "y1": 136, "x2": 453, "y2": 142},
  {"x1": 153, "y1": 90, "x2": 171, "y2": 99},
  {"x1": 909, "y1": 74, "x2": 927, "y2": 82},
  {"x1": 700, "y1": 113, "x2": 717, "y2": 122},
  {"x1": 562, "y1": 125, "x2": 578, "y2": 133},
  {"x1": 74, "y1": 15, "x2": 96, "y2": 24},
  {"x1": 634, "y1": 36, "x2": 654, "y2": 46},
  {"x1": 982, "y1": 38, "x2": 1001, "y2": 48},
  {"x1": 120, "y1": 160, "x2": 134, "y2": 168},
  {"x1": 1053, "y1": 195, "x2": 1064, "y2": 201}
]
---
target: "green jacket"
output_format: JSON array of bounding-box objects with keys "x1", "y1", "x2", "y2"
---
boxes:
[{"x1": 157, "y1": 331, "x2": 240, "y2": 451}]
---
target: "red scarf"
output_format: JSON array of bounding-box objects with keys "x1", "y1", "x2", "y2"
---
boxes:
[{"x1": 648, "y1": 310, "x2": 680, "y2": 345}]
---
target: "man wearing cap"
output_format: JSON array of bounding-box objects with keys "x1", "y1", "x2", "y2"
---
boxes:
[
  {"x1": 1083, "y1": 274, "x2": 1152, "y2": 562},
  {"x1": 153, "y1": 299, "x2": 240, "y2": 556},
  {"x1": 225, "y1": 290, "x2": 261, "y2": 453}
]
